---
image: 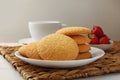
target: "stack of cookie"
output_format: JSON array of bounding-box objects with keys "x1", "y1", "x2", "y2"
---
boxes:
[
  {"x1": 56, "y1": 27, "x2": 92, "y2": 60},
  {"x1": 19, "y1": 27, "x2": 92, "y2": 60},
  {"x1": 19, "y1": 34, "x2": 79, "y2": 60}
]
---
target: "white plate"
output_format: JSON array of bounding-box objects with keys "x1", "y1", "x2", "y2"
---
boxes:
[
  {"x1": 90, "y1": 40, "x2": 113, "y2": 50},
  {"x1": 15, "y1": 47, "x2": 105, "y2": 68},
  {"x1": 18, "y1": 38, "x2": 36, "y2": 44}
]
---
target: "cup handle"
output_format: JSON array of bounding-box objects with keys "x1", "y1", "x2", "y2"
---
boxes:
[{"x1": 62, "y1": 24, "x2": 67, "y2": 27}]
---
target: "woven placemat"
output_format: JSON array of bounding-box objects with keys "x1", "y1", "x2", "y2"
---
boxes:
[{"x1": 0, "y1": 41, "x2": 120, "y2": 80}]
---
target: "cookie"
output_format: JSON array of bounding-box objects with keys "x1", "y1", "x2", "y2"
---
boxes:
[
  {"x1": 70, "y1": 35, "x2": 90, "y2": 44},
  {"x1": 76, "y1": 52, "x2": 92, "y2": 60},
  {"x1": 56, "y1": 27, "x2": 91, "y2": 35},
  {"x1": 78, "y1": 43, "x2": 91, "y2": 52},
  {"x1": 37, "y1": 34, "x2": 79, "y2": 60},
  {"x1": 19, "y1": 42, "x2": 41, "y2": 59}
]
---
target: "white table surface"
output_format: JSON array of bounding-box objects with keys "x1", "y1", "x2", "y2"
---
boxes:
[{"x1": 1, "y1": 55, "x2": 120, "y2": 80}]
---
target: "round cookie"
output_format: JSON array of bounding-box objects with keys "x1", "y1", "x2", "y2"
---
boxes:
[
  {"x1": 37, "y1": 34, "x2": 79, "y2": 60},
  {"x1": 56, "y1": 27, "x2": 91, "y2": 35},
  {"x1": 19, "y1": 42, "x2": 41, "y2": 59},
  {"x1": 76, "y1": 52, "x2": 92, "y2": 60},
  {"x1": 70, "y1": 35, "x2": 90, "y2": 44},
  {"x1": 78, "y1": 43, "x2": 91, "y2": 52},
  {"x1": 18, "y1": 45, "x2": 27, "y2": 57}
]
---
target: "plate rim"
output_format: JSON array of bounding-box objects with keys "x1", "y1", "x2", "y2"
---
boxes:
[{"x1": 14, "y1": 47, "x2": 105, "y2": 68}]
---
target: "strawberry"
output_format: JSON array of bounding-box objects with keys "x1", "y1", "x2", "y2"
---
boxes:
[
  {"x1": 90, "y1": 34, "x2": 99, "y2": 44},
  {"x1": 101, "y1": 34, "x2": 110, "y2": 39},
  {"x1": 99, "y1": 36, "x2": 110, "y2": 44},
  {"x1": 101, "y1": 34, "x2": 107, "y2": 37},
  {"x1": 91, "y1": 26, "x2": 104, "y2": 37}
]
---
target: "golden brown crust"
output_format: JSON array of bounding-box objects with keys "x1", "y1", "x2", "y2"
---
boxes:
[
  {"x1": 18, "y1": 45, "x2": 27, "y2": 57},
  {"x1": 70, "y1": 35, "x2": 91, "y2": 44},
  {"x1": 18, "y1": 42, "x2": 41, "y2": 59},
  {"x1": 37, "y1": 34, "x2": 79, "y2": 60},
  {"x1": 56, "y1": 27, "x2": 91, "y2": 36},
  {"x1": 76, "y1": 52, "x2": 92, "y2": 60},
  {"x1": 78, "y1": 43, "x2": 91, "y2": 53}
]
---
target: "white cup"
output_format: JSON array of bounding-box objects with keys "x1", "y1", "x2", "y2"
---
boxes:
[{"x1": 29, "y1": 21, "x2": 65, "y2": 41}]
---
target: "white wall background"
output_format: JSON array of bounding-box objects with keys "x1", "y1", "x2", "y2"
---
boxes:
[{"x1": 0, "y1": 0, "x2": 120, "y2": 42}]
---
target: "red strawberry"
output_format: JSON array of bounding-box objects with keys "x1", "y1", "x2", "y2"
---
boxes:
[
  {"x1": 91, "y1": 26, "x2": 104, "y2": 37},
  {"x1": 101, "y1": 34, "x2": 107, "y2": 37},
  {"x1": 101, "y1": 34, "x2": 110, "y2": 39},
  {"x1": 90, "y1": 35, "x2": 99, "y2": 44},
  {"x1": 99, "y1": 36, "x2": 110, "y2": 44}
]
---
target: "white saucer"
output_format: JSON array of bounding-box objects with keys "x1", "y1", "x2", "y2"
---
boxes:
[
  {"x1": 0, "y1": 43, "x2": 23, "y2": 47},
  {"x1": 15, "y1": 47, "x2": 105, "y2": 68},
  {"x1": 18, "y1": 38, "x2": 36, "y2": 44}
]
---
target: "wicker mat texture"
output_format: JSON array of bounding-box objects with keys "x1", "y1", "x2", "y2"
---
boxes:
[{"x1": 0, "y1": 41, "x2": 120, "y2": 80}]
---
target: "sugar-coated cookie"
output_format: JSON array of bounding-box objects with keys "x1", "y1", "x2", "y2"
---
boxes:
[
  {"x1": 76, "y1": 52, "x2": 92, "y2": 60},
  {"x1": 37, "y1": 34, "x2": 79, "y2": 60},
  {"x1": 56, "y1": 27, "x2": 91, "y2": 35},
  {"x1": 78, "y1": 43, "x2": 91, "y2": 52},
  {"x1": 19, "y1": 42, "x2": 41, "y2": 59},
  {"x1": 70, "y1": 35, "x2": 90, "y2": 44},
  {"x1": 18, "y1": 46, "x2": 27, "y2": 57}
]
